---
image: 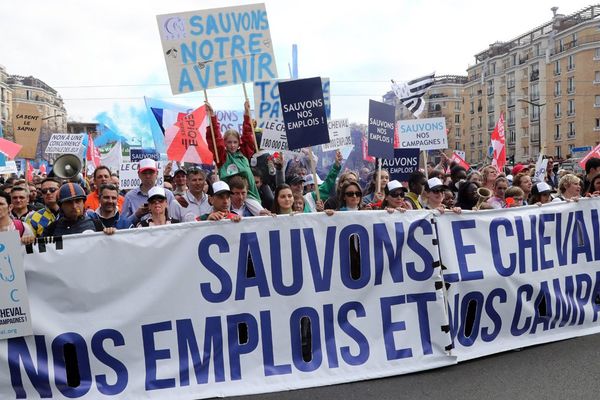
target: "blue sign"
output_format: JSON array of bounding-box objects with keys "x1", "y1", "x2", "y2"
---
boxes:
[
  {"x1": 368, "y1": 100, "x2": 395, "y2": 159},
  {"x1": 571, "y1": 146, "x2": 592, "y2": 153},
  {"x1": 131, "y1": 148, "x2": 160, "y2": 162},
  {"x1": 381, "y1": 148, "x2": 420, "y2": 181},
  {"x1": 278, "y1": 77, "x2": 329, "y2": 151}
]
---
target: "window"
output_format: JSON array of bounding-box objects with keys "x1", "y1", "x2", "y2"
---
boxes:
[
  {"x1": 554, "y1": 60, "x2": 561, "y2": 75},
  {"x1": 487, "y1": 79, "x2": 494, "y2": 96},
  {"x1": 568, "y1": 99, "x2": 575, "y2": 115},
  {"x1": 567, "y1": 55, "x2": 575, "y2": 70},
  {"x1": 595, "y1": 71, "x2": 600, "y2": 83},
  {"x1": 531, "y1": 106, "x2": 539, "y2": 121},
  {"x1": 26, "y1": 90, "x2": 31, "y2": 100},
  {"x1": 595, "y1": 95, "x2": 600, "y2": 107},
  {"x1": 595, "y1": 118, "x2": 600, "y2": 131},
  {"x1": 508, "y1": 109, "x2": 515, "y2": 125},
  {"x1": 470, "y1": 118, "x2": 474, "y2": 129},
  {"x1": 523, "y1": 127, "x2": 529, "y2": 137},
  {"x1": 530, "y1": 63, "x2": 539, "y2": 81},
  {"x1": 455, "y1": 142, "x2": 461, "y2": 150},
  {"x1": 508, "y1": 90, "x2": 515, "y2": 107},
  {"x1": 569, "y1": 144, "x2": 574, "y2": 154},
  {"x1": 455, "y1": 127, "x2": 461, "y2": 138},
  {"x1": 556, "y1": 146, "x2": 562, "y2": 158},
  {"x1": 508, "y1": 129, "x2": 516, "y2": 144},
  {"x1": 455, "y1": 114, "x2": 460, "y2": 123},
  {"x1": 555, "y1": 103, "x2": 561, "y2": 118},
  {"x1": 595, "y1": 48, "x2": 600, "y2": 60},
  {"x1": 535, "y1": 43, "x2": 542, "y2": 56},
  {"x1": 555, "y1": 124, "x2": 561, "y2": 139},
  {"x1": 554, "y1": 81, "x2": 561, "y2": 96},
  {"x1": 530, "y1": 83, "x2": 539, "y2": 101},
  {"x1": 567, "y1": 76, "x2": 575, "y2": 93},
  {"x1": 507, "y1": 72, "x2": 515, "y2": 88},
  {"x1": 470, "y1": 101, "x2": 474, "y2": 114},
  {"x1": 455, "y1": 101, "x2": 460, "y2": 111},
  {"x1": 568, "y1": 122, "x2": 576, "y2": 137}
]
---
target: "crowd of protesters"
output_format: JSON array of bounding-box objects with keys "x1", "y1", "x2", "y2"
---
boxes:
[{"x1": 2, "y1": 102, "x2": 599, "y2": 243}]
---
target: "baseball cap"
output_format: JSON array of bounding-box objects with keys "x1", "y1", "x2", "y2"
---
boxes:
[
  {"x1": 532, "y1": 181, "x2": 552, "y2": 195},
  {"x1": 210, "y1": 181, "x2": 231, "y2": 196},
  {"x1": 148, "y1": 186, "x2": 167, "y2": 202},
  {"x1": 286, "y1": 174, "x2": 305, "y2": 186},
  {"x1": 512, "y1": 163, "x2": 528, "y2": 176},
  {"x1": 173, "y1": 168, "x2": 187, "y2": 176},
  {"x1": 139, "y1": 158, "x2": 158, "y2": 173},
  {"x1": 425, "y1": 177, "x2": 448, "y2": 192},
  {"x1": 385, "y1": 180, "x2": 408, "y2": 194},
  {"x1": 303, "y1": 174, "x2": 323, "y2": 187}
]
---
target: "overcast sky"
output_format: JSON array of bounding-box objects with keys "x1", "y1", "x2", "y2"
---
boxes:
[{"x1": 0, "y1": 0, "x2": 594, "y2": 143}]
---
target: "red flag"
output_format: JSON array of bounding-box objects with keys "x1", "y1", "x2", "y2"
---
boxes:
[
  {"x1": 26, "y1": 160, "x2": 34, "y2": 182},
  {"x1": 39, "y1": 163, "x2": 47, "y2": 175},
  {"x1": 450, "y1": 151, "x2": 470, "y2": 170},
  {"x1": 362, "y1": 132, "x2": 375, "y2": 163},
  {"x1": 490, "y1": 112, "x2": 506, "y2": 173},
  {"x1": 0, "y1": 137, "x2": 23, "y2": 159},
  {"x1": 166, "y1": 105, "x2": 214, "y2": 164},
  {"x1": 86, "y1": 134, "x2": 101, "y2": 168},
  {"x1": 579, "y1": 143, "x2": 600, "y2": 169}
]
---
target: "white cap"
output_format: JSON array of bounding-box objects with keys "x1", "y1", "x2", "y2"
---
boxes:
[
  {"x1": 506, "y1": 174, "x2": 514, "y2": 183},
  {"x1": 386, "y1": 180, "x2": 406, "y2": 193},
  {"x1": 533, "y1": 181, "x2": 552, "y2": 195},
  {"x1": 211, "y1": 181, "x2": 231, "y2": 196},
  {"x1": 303, "y1": 174, "x2": 323, "y2": 187},
  {"x1": 426, "y1": 177, "x2": 447, "y2": 191},
  {"x1": 139, "y1": 158, "x2": 158, "y2": 173},
  {"x1": 148, "y1": 186, "x2": 166, "y2": 201}
]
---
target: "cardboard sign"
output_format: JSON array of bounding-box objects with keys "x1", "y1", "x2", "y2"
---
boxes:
[
  {"x1": 368, "y1": 100, "x2": 395, "y2": 159},
  {"x1": 381, "y1": 148, "x2": 420, "y2": 181},
  {"x1": 130, "y1": 148, "x2": 160, "y2": 162},
  {"x1": 397, "y1": 118, "x2": 447, "y2": 150},
  {"x1": 0, "y1": 231, "x2": 33, "y2": 340},
  {"x1": 157, "y1": 3, "x2": 278, "y2": 94},
  {"x1": 12, "y1": 103, "x2": 42, "y2": 159},
  {"x1": 44, "y1": 134, "x2": 85, "y2": 154},
  {"x1": 119, "y1": 161, "x2": 165, "y2": 190},
  {"x1": 254, "y1": 78, "x2": 331, "y2": 127},
  {"x1": 321, "y1": 119, "x2": 352, "y2": 152},
  {"x1": 278, "y1": 77, "x2": 330, "y2": 151}
]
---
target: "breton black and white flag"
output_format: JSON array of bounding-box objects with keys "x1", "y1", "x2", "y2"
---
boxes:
[{"x1": 391, "y1": 73, "x2": 435, "y2": 118}]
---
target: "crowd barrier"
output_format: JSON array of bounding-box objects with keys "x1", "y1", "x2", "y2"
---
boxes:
[{"x1": 1, "y1": 198, "x2": 599, "y2": 399}]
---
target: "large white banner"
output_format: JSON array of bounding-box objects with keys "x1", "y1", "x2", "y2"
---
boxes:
[
  {"x1": 157, "y1": 3, "x2": 278, "y2": 94},
  {"x1": 0, "y1": 211, "x2": 454, "y2": 399},
  {"x1": 437, "y1": 198, "x2": 600, "y2": 361}
]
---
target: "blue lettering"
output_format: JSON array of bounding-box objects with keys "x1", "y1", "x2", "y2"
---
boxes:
[
  {"x1": 189, "y1": 16, "x2": 203, "y2": 35},
  {"x1": 406, "y1": 219, "x2": 434, "y2": 281},
  {"x1": 481, "y1": 288, "x2": 506, "y2": 342},
  {"x1": 322, "y1": 304, "x2": 339, "y2": 368},
  {"x1": 380, "y1": 295, "x2": 412, "y2": 360},
  {"x1": 8, "y1": 336, "x2": 51, "y2": 399},
  {"x1": 260, "y1": 311, "x2": 292, "y2": 376},
  {"x1": 304, "y1": 227, "x2": 335, "y2": 292},
  {"x1": 231, "y1": 34, "x2": 246, "y2": 56},
  {"x1": 457, "y1": 291, "x2": 483, "y2": 347},
  {"x1": 91, "y1": 329, "x2": 128, "y2": 395},
  {"x1": 258, "y1": 53, "x2": 276, "y2": 80},
  {"x1": 205, "y1": 14, "x2": 219, "y2": 35},
  {"x1": 538, "y1": 213, "x2": 555, "y2": 270},
  {"x1": 339, "y1": 224, "x2": 370, "y2": 289},
  {"x1": 235, "y1": 232, "x2": 270, "y2": 300},
  {"x1": 338, "y1": 302, "x2": 369, "y2": 365},
  {"x1": 142, "y1": 321, "x2": 175, "y2": 390},
  {"x1": 178, "y1": 68, "x2": 194, "y2": 93},
  {"x1": 511, "y1": 284, "x2": 533, "y2": 336},
  {"x1": 373, "y1": 222, "x2": 404, "y2": 285},
  {"x1": 556, "y1": 212, "x2": 574, "y2": 266},
  {"x1": 247, "y1": 32, "x2": 263, "y2": 54},
  {"x1": 572, "y1": 211, "x2": 593, "y2": 263},
  {"x1": 530, "y1": 281, "x2": 552, "y2": 334},
  {"x1": 227, "y1": 313, "x2": 259, "y2": 380},
  {"x1": 213, "y1": 36, "x2": 229, "y2": 59},
  {"x1": 515, "y1": 215, "x2": 538, "y2": 273},
  {"x1": 446, "y1": 220, "x2": 483, "y2": 282},
  {"x1": 270, "y1": 230, "x2": 303, "y2": 296},
  {"x1": 214, "y1": 60, "x2": 228, "y2": 86},
  {"x1": 575, "y1": 273, "x2": 593, "y2": 324},
  {"x1": 490, "y1": 217, "x2": 516, "y2": 276},
  {"x1": 52, "y1": 332, "x2": 92, "y2": 397},
  {"x1": 407, "y1": 293, "x2": 436, "y2": 355},
  {"x1": 218, "y1": 12, "x2": 231, "y2": 33},
  {"x1": 199, "y1": 235, "x2": 232, "y2": 303},
  {"x1": 290, "y1": 307, "x2": 322, "y2": 372},
  {"x1": 551, "y1": 276, "x2": 577, "y2": 328}
]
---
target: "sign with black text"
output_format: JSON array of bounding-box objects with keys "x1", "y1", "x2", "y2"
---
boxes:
[
  {"x1": 278, "y1": 77, "x2": 329, "y2": 150},
  {"x1": 397, "y1": 118, "x2": 447, "y2": 150},
  {"x1": 381, "y1": 148, "x2": 420, "y2": 181},
  {"x1": 368, "y1": 100, "x2": 395, "y2": 159}
]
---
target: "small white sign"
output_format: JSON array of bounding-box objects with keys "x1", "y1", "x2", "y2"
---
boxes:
[
  {"x1": 260, "y1": 119, "x2": 290, "y2": 152},
  {"x1": 397, "y1": 118, "x2": 447, "y2": 150},
  {"x1": 119, "y1": 162, "x2": 165, "y2": 190},
  {"x1": 321, "y1": 119, "x2": 352, "y2": 152},
  {"x1": 0, "y1": 161, "x2": 18, "y2": 175},
  {"x1": 0, "y1": 231, "x2": 33, "y2": 340},
  {"x1": 45, "y1": 134, "x2": 85, "y2": 154}
]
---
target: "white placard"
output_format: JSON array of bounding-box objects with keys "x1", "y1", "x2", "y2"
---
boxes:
[
  {"x1": 0, "y1": 161, "x2": 18, "y2": 175},
  {"x1": 397, "y1": 118, "x2": 447, "y2": 150},
  {"x1": 119, "y1": 161, "x2": 165, "y2": 190},
  {"x1": 321, "y1": 119, "x2": 352, "y2": 152},
  {"x1": 44, "y1": 134, "x2": 85, "y2": 154}
]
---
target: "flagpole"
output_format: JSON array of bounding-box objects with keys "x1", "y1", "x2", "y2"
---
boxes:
[
  {"x1": 242, "y1": 83, "x2": 259, "y2": 153},
  {"x1": 376, "y1": 158, "x2": 382, "y2": 194},
  {"x1": 308, "y1": 148, "x2": 321, "y2": 203},
  {"x1": 203, "y1": 89, "x2": 220, "y2": 165},
  {"x1": 422, "y1": 151, "x2": 429, "y2": 180}
]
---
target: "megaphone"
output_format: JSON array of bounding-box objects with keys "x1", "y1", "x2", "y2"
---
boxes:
[{"x1": 52, "y1": 154, "x2": 82, "y2": 180}]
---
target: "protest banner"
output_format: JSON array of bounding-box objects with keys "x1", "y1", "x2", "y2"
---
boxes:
[
  {"x1": 0, "y1": 232, "x2": 33, "y2": 340},
  {"x1": 381, "y1": 148, "x2": 420, "y2": 181},
  {"x1": 368, "y1": 100, "x2": 395, "y2": 160},
  {"x1": 1, "y1": 211, "x2": 455, "y2": 399},
  {"x1": 12, "y1": 104, "x2": 42, "y2": 159},
  {"x1": 254, "y1": 78, "x2": 331, "y2": 127},
  {"x1": 449, "y1": 151, "x2": 470, "y2": 171},
  {"x1": 44, "y1": 134, "x2": 85, "y2": 155},
  {"x1": 321, "y1": 119, "x2": 352, "y2": 152},
  {"x1": 397, "y1": 118, "x2": 447, "y2": 150},
  {"x1": 130, "y1": 148, "x2": 160, "y2": 162},
  {"x1": 157, "y1": 3, "x2": 278, "y2": 94},
  {"x1": 278, "y1": 77, "x2": 329, "y2": 151},
  {"x1": 436, "y1": 199, "x2": 600, "y2": 361},
  {"x1": 119, "y1": 161, "x2": 165, "y2": 190}
]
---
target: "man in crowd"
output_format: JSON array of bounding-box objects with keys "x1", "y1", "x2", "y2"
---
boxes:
[
  {"x1": 10, "y1": 186, "x2": 31, "y2": 221},
  {"x1": 583, "y1": 157, "x2": 600, "y2": 194},
  {"x1": 169, "y1": 168, "x2": 212, "y2": 222},
  {"x1": 26, "y1": 178, "x2": 61, "y2": 237},
  {"x1": 28, "y1": 183, "x2": 44, "y2": 210},
  {"x1": 405, "y1": 171, "x2": 427, "y2": 210},
  {"x1": 121, "y1": 158, "x2": 174, "y2": 227},
  {"x1": 85, "y1": 166, "x2": 124, "y2": 212},
  {"x1": 172, "y1": 168, "x2": 188, "y2": 195},
  {"x1": 43, "y1": 182, "x2": 115, "y2": 237},
  {"x1": 198, "y1": 181, "x2": 241, "y2": 222},
  {"x1": 87, "y1": 184, "x2": 121, "y2": 228},
  {"x1": 229, "y1": 175, "x2": 270, "y2": 217}
]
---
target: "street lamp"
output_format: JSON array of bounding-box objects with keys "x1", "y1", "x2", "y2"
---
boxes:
[{"x1": 517, "y1": 98, "x2": 546, "y2": 158}]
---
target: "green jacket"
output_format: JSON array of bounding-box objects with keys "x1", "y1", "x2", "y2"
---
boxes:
[{"x1": 304, "y1": 162, "x2": 341, "y2": 212}]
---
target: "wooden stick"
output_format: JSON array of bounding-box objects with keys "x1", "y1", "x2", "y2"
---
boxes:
[
  {"x1": 308, "y1": 148, "x2": 321, "y2": 203},
  {"x1": 376, "y1": 158, "x2": 382, "y2": 194},
  {"x1": 203, "y1": 89, "x2": 219, "y2": 165},
  {"x1": 423, "y1": 151, "x2": 429, "y2": 180},
  {"x1": 242, "y1": 83, "x2": 260, "y2": 153}
]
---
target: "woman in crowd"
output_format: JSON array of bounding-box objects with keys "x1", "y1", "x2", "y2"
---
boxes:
[
  {"x1": 337, "y1": 181, "x2": 364, "y2": 211},
  {"x1": 455, "y1": 180, "x2": 480, "y2": 210},
  {"x1": 512, "y1": 173, "x2": 533, "y2": 205},
  {"x1": 467, "y1": 170, "x2": 483, "y2": 186},
  {"x1": 530, "y1": 182, "x2": 553, "y2": 205},
  {"x1": 0, "y1": 192, "x2": 34, "y2": 244},
  {"x1": 380, "y1": 180, "x2": 411, "y2": 212},
  {"x1": 585, "y1": 174, "x2": 600, "y2": 196},
  {"x1": 272, "y1": 184, "x2": 295, "y2": 215},
  {"x1": 362, "y1": 168, "x2": 389, "y2": 204},
  {"x1": 423, "y1": 178, "x2": 461, "y2": 213},
  {"x1": 481, "y1": 165, "x2": 499, "y2": 191},
  {"x1": 487, "y1": 176, "x2": 509, "y2": 209},
  {"x1": 292, "y1": 193, "x2": 305, "y2": 213},
  {"x1": 504, "y1": 186, "x2": 525, "y2": 208},
  {"x1": 554, "y1": 173, "x2": 582, "y2": 202},
  {"x1": 136, "y1": 187, "x2": 179, "y2": 227},
  {"x1": 324, "y1": 171, "x2": 359, "y2": 210}
]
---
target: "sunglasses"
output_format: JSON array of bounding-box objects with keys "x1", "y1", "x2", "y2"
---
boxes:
[
  {"x1": 388, "y1": 191, "x2": 405, "y2": 198},
  {"x1": 345, "y1": 191, "x2": 361, "y2": 197},
  {"x1": 41, "y1": 187, "x2": 58, "y2": 194}
]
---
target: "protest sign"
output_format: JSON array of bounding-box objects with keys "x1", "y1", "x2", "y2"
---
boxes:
[
  {"x1": 44, "y1": 134, "x2": 85, "y2": 154},
  {"x1": 450, "y1": 151, "x2": 470, "y2": 171},
  {"x1": 259, "y1": 118, "x2": 288, "y2": 151},
  {"x1": 119, "y1": 161, "x2": 165, "y2": 190},
  {"x1": 0, "y1": 160, "x2": 18, "y2": 175},
  {"x1": 0, "y1": 232, "x2": 33, "y2": 340},
  {"x1": 157, "y1": 3, "x2": 278, "y2": 94},
  {"x1": 437, "y1": 199, "x2": 600, "y2": 361},
  {"x1": 397, "y1": 118, "x2": 447, "y2": 150},
  {"x1": 278, "y1": 77, "x2": 329, "y2": 150},
  {"x1": 1, "y1": 211, "x2": 455, "y2": 399},
  {"x1": 533, "y1": 153, "x2": 548, "y2": 183},
  {"x1": 12, "y1": 103, "x2": 42, "y2": 159},
  {"x1": 130, "y1": 148, "x2": 160, "y2": 162},
  {"x1": 254, "y1": 78, "x2": 331, "y2": 127},
  {"x1": 321, "y1": 119, "x2": 352, "y2": 152},
  {"x1": 381, "y1": 148, "x2": 420, "y2": 181},
  {"x1": 216, "y1": 110, "x2": 244, "y2": 134},
  {"x1": 368, "y1": 100, "x2": 395, "y2": 159}
]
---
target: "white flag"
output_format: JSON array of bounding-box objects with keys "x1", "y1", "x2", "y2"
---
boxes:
[
  {"x1": 391, "y1": 73, "x2": 435, "y2": 118},
  {"x1": 100, "y1": 141, "x2": 123, "y2": 174},
  {"x1": 533, "y1": 153, "x2": 548, "y2": 183}
]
